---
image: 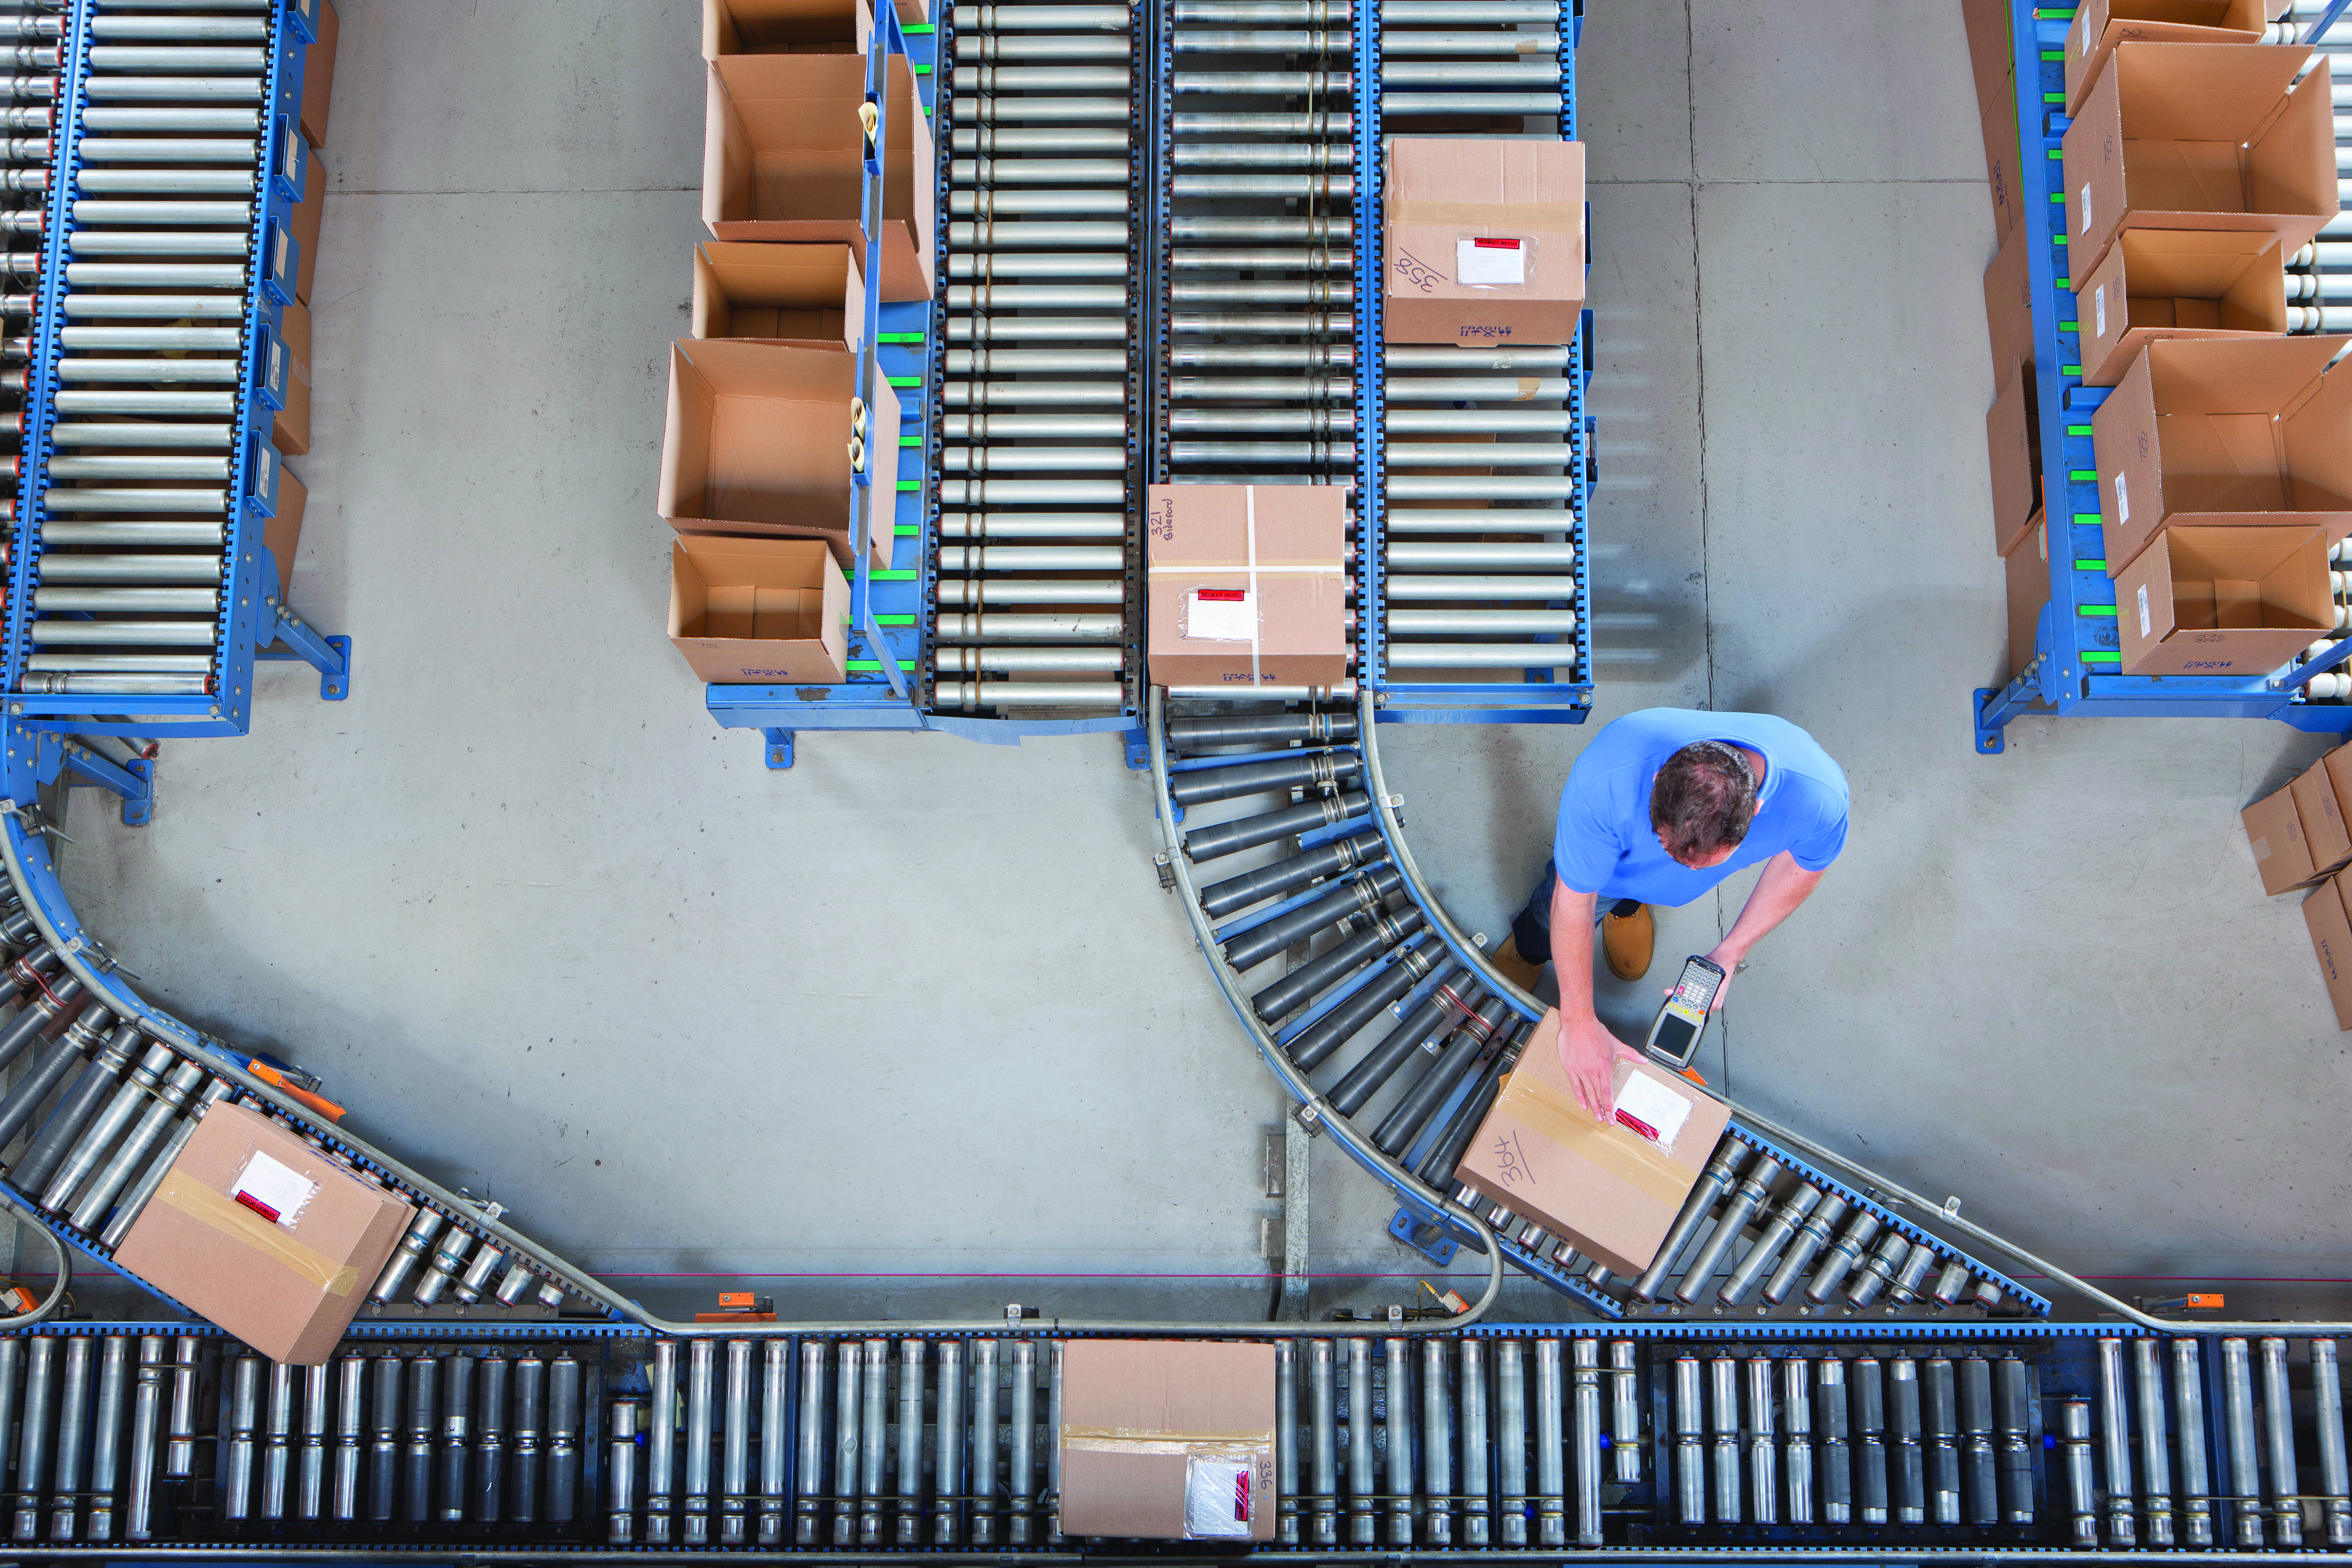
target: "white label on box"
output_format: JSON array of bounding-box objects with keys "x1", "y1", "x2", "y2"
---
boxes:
[
  {"x1": 1183, "y1": 1457, "x2": 1254, "y2": 1539},
  {"x1": 2114, "y1": 471, "x2": 2129, "y2": 524},
  {"x1": 232, "y1": 1150, "x2": 317, "y2": 1230},
  {"x1": 1614, "y1": 1073, "x2": 1693, "y2": 1149},
  {"x1": 1456, "y1": 237, "x2": 1526, "y2": 287},
  {"x1": 2080, "y1": 183, "x2": 2092, "y2": 234},
  {"x1": 2093, "y1": 283, "x2": 2106, "y2": 340},
  {"x1": 1187, "y1": 588, "x2": 1256, "y2": 641},
  {"x1": 2138, "y1": 583, "x2": 2152, "y2": 639}
]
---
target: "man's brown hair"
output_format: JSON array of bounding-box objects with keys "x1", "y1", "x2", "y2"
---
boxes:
[{"x1": 1649, "y1": 741, "x2": 1757, "y2": 863}]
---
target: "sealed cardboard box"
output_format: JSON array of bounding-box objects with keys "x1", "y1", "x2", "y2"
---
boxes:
[
  {"x1": 692, "y1": 241, "x2": 863, "y2": 351},
  {"x1": 1986, "y1": 363, "x2": 2040, "y2": 556},
  {"x1": 2061, "y1": 43, "x2": 2334, "y2": 279},
  {"x1": 1144, "y1": 484, "x2": 1348, "y2": 690},
  {"x1": 1983, "y1": 220, "x2": 2034, "y2": 386},
  {"x1": 111, "y1": 1102, "x2": 410, "y2": 1366},
  {"x1": 300, "y1": 0, "x2": 338, "y2": 148},
  {"x1": 702, "y1": 53, "x2": 934, "y2": 302},
  {"x1": 1457, "y1": 1009, "x2": 1733, "y2": 1276},
  {"x1": 1384, "y1": 138, "x2": 1584, "y2": 346},
  {"x1": 2005, "y1": 510, "x2": 2050, "y2": 681},
  {"x1": 1960, "y1": 0, "x2": 2026, "y2": 242},
  {"x1": 2063, "y1": 0, "x2": 2266, "y2": 114},
  {"x1": 657, "y1": 338, "x2": 899, "y2": 568},
  {"x1": 669, "y1": 535, "x2": 849, "y2": 684},
  {"x1": 270, "y1": 297, "x2": 313, "y2": 458},
  {"x1": 290, "y1": 150, "x2": 323, "y2": 305},
  {"x1": 2245, "y1": 777, "x2": 2322, "y2": 892},
  {"x1": 2322, "y1": 744, "x2": 2352, "y2": 830},
  {"x1": 2306, "y1": 870, "x2": 2352, "y2": 1029},
  {"x1": 2296, "y1": 765, "x2": 2352, "y2": 874},
  {"x1": 2091, "y1": 335, "x2": 2352, "y2": 571},
  {"x1": 2112, "y1": 522, "x2": 2329, "y2": 675},
  {"x1": 265, "y1": 468, "x2": 306, "y2": 603},
  {"x1": 2074, "y1": 230, "x2": 2286, "y2": 387},
  {"x1": 1059, "y1": 1340, "x2": 1275, "y2": 1541}
]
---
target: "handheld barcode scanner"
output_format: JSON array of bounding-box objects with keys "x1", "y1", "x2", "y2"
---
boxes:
[{"x1": 1642, "y1": 954, "x2": 1725, "y2": 1070}]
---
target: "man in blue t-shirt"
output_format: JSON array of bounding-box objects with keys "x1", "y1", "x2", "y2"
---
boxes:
[{"x1": 1493, "y1": 708, "x2": 1850, "y2": 1122}]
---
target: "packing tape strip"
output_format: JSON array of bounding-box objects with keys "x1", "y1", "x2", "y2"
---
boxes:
[
  {"x1": 1389, "y1": 198, "x2": 1579, "y2": 230},
  {"x1": 156, "y1": 1170, "x2": 365, "y2": 1297}
]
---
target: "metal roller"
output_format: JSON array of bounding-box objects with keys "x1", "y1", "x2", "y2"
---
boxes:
[
  {"x1": 1719, "y1": 1182, "x2": 1821, "y2": 1305},
  {"x1": 257, "y1": 1358, "x2": 294, "y2": 1524},
  {"x1": 1386, "y1": 1339, "x2": 1415, "y2": 1545},
  {"x1": 50, "y1": 1337, "x2": 91, "y2": 1541},
  {"x1": 1844, "y1": 1228, "x2": 1911, "y2": 1307},
  {"x1": 1365, "y1": 992, "x2": 1503, "y2": 1152},
  {"x1": 857, "y1": 1338, "x2": 887, "y2": 1547},
  {"x1": 609, "y1": 1400, "x2": 641, "y2": 1545},
  {"x1": 1674, "y1": 1153, "x2": 1782, "y2": 1302},
  {"x1": 1959, "y1": 1356, "x2": 1996, "y2": 1526},
  {"x1": 2130, "y1": 1338, "x2": 2174, "y2": 1548},
  {"x1": 125, "y1": 1339, "x2": 163, "y2": 1542},
  {"x1": 725, "y1": 1344, "x2": 761, "y2": 1545},
  {"x1": 1008, "y1": 1339, "x2": 1038, "y2": 1545},
  {"x1": 1921, "y1": 1357, "x2": 1959, "y2": 1527},
  {"x1": 1783, "y1": 1358, "x2": 1814, "y2": 1525},
  {"x1": 1497, "y1": 1339, "x2": 1527, "y2": 1546},
  {"x1": 1887, "y1": 1357, "x2": 1923, "y2": 1526},
  {"x1": 1344, "y1": 1338, "x2": 1375, "y2": 1545},
  {"x1": 1994, "y1": 1356, "x2": 2035, "y2": 1526},
  {"x1": 2223, "y1": 1338, "x2": 2263, "y2": 1548},
  {"x1": 511, "y1": 1357, "x2": 546, "y2": 1526},
  {"x1": 1746, "y1": 1355, "x2": 1777, "y2": 1527},
  {"x1": 1852, "y1": 1358, "x2": 1888, "y2": 1526},
  {"x1": 1631, "y1": 1139, "x2": 1746, "y2": 1302},
  {"x1": 930, "y1": 1339, "x2": 961, "y2": 1546},
  {"x1": 2260, "y1": 1337, "x2": 2302, "y2": 1548},
  {"x1": 1307, "y1": 1338, "x2": 1337, "y2": 1546},
  {"x1": 1275, "y1": 1341, "x2": 1301, "y2": 1547},
  {"x1": 220, "y1": 1352, "x2": 258, "y2": 1526},
  {"x1": 2061, "y1": 1400, "x2": 2097, "y2": 1549},
  {"x1": 2098, "y1": 1337, "x2": 2136, "y2": 1545},
  {"x1": 2174, "y1": 1338, "x2": 2213, "y2": 1547},
  {"x1": 0, "y1": 1007, "x2": 123, "y2": 1181},
  {"x1": 87, "y1": 1338, "x2": 129, "y2": 1542},
  {"x1": 893, "y1": 1339, "x2": 922, "y2": 1546},
  {"x1": 1817, "y1": 1358, "x2": 1852, "y2": 1526},
  {"x1": 1804, "y1": 1208, "x2": 1881, "y2": 1304},
  {"x1": 402, "y1": 1356, "x2": 436, "y2": 1524},
  {"x1": 1532, "y1": 1338, "x2": 1564, "y2": 1547},
  {"x1": 1458, "y1": 1339, "x2": 1489, "y2": 1546},
  {"x1": 1708, "y1": 1356, "x2": 1740, "y2": 1525},
  {"x1": 969, "y1": 1340, "x2": 997, "y2": 1546},
  {"x1": 646, "y1": 1339, "x2": 678, "y2": 1544},
  {"x1": 1672, "y1": 1355, "x2": 1704, "y2": 1526},
  {"x1": 549, "y1": 1356, "x2": 582, "y2": 1526},
  {"x1": 99, "y1": 1077, "x2": 233, "y2": 1249},
  {"x1": 434, "y1": 1356, "x2": 469, "y2": 1526},
  {"x1": 794, "y1": 1342, "x2": 824, "y2": 1547},
  {"x1": 684, "y1": 1339, "x2": 715, "y2": 1545},
  {"x1": 1321, "y1": 961, "x2": 1465, "y2": 1111},
  {"x1": 475, "y1": 1356, "x2": 508, "y2": 1524},
  {"x1": 1421, "y1": 1338, "x2": 1451, "y2": 1546}
]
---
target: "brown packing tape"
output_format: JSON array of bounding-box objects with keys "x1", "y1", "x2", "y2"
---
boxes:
[
  {"x1": 157, "y1": 1171, "x2": 363, "y2": 1298},
  {"x1": 1389, "y1": 199, "x2": 1579, "y2": 231},
  {"x1": 1063, "y1": 1425, "x2": 1275, "y2": 1443},
  {"x1": 1516, "y1": 378, "x2": 1541, "y2": 401},
  {"x1": 1492, "y1": 1071, "x2": 1696, "y2": 1207},
  {"x1": 1145, "y1": 560, "x2": 1345, "y2": 574},
  {"x1": 1061, "y1": 1436, "x2": 1270, "y2": 1461}
]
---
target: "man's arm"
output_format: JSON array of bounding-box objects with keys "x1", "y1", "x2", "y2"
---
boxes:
[
  {"x1": 1546, "y1": 875, "x2": 1635, "y2": 1122},
  {"x1": 1698, "y1": 850, "x2": 1826, "y2": 1011}
]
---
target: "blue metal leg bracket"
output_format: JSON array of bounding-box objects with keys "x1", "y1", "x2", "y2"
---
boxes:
[
  {"x1": 1389, "y1": 1205, "x2": 1459, "y2": 1268},
  {"x1": 762, "y1": 729, "x2": 795, "y2": 771},
  {"x1": 1123, "y1": 726, "x2": 1149, "y2": 771},
  {"x1": 1974, "y1": 686, "x2": 2009, "y2": 755},
  {"x1": 33, "y1": 731, "x2": 153, "y2": 827},
  {"x1": 256, "y1": 571, "x2": 352, "y2": 701}
]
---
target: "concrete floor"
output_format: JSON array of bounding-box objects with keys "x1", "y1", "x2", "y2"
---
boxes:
[{"x1": 45, "y1": 0, "x2": 2352, "y2": 1323}]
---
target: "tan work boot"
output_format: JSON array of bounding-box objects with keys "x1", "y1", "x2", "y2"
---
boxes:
[
  {"x1": 1601, "y1": 903, "x2": 1654, "y2": 981},
  {"x1": 1488, "y1": 934, "x2": 1542, "y2": 992}
]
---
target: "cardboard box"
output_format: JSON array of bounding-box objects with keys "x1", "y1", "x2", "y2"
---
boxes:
[
  {"x1": 2006, "y1": 510, "x2": 2051, "y2": 681},
  {"x1": 2296, "y1": 764, "x2": 2352, "y2": 872},
  {"x1": 668, "y1": 535, "x2": 849, "y2": 684},
  {"x1": 290, "y1": 150, "x2": 324, "y2": 305},
  {"x1": 1983, "y1": 219, "x2": 2035, "y2": 386},
  {"x1": 702, "y1": 53, "x2": 934, "y2": 302},
  {"x1": 1059, "y1": 1340, "x2": 1275, "y2": 1542},
  {"x1": 1383, "y1": 138, "x2": 1584, "y2": 346},
  {"x1": 2063, "y1": 0, "x2": 2267, "y2": 115},
  {"x1": 110, "y1": 1102, "x2": 410, "y2": 1365},
  {"x1": 657, "y1": 338, "x2": 898, "y2": 568},
  {"x1": 1986, "y1": 363, "x2": 2041, "y2": 556},
  {"x1": 1456, "y1": 1009, "x2": 1734, "y2": 1276},
  {"x1": 1960, "y1": 0, "x2": 2026, "y2": 242},
  {"x1": 300, "y1": 0, "x2": 338, "y2": 147},
  {"x1": 2091, "y1": 335, "x2": 2352, "y2": 571},
  {"x1": 271, "y1": 298, "x2": 313, "y2": 458},
  {"x1": 692, "y1": 241, "x2": 863, "y2": 351},
  {"x1": 2306, "y1": 870, "x2": 2352, "y2": 1029},
  {"x1": 1143, "y1": 484, "x2": 1349, "y2": 689},
  {"x1": 2245, "y1": 776, "x2": 2323, "y2": 892},
  {"x1": 265, "y1": 468, "x2": 305, "y2": 603},
  {"x1": 2112, "y1": 522, "x2": 2330, "y2": 674},
  {"x1": 2061, "y1": 43, "x2": 2335, "y2": 279},
  {"x1": 703, "y1": 0, "x2": 876, "y2": 57},
  {"x1": 2074, "y1": 230, "x2": 2286, "y2": 387},
  {"x1": 2322, "y1": 744, "x2": 2352, "y2": 834}
]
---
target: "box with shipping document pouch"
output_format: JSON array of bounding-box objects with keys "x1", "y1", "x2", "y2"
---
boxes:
[
  {"x1": 112, "y1": 1102, "x2": 413, "y2": 1365},
  {"x1": 1383, "y1": 137, "x2": 1584, "y2": 345},
  {"x1": 1058, "y1": 1339, "x2": 1276, "y2": 1541},
  {"x1": 1457, "y1": 1009, "x2": 1732, "y2": 1276},
  {"x1": 1145, "y1": 484, "x2": 1349, "y2": 689}
]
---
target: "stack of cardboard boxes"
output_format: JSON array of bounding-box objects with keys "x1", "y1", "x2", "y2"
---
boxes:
[
  {"x1": 661, "y1": 0, "x2": 936, "y2": 688},
  {"x1": 1966, "y1": 0, "x2": 2347, "y2": 684},
  {"x1": 2243, "y1": 747, "x2": 2352, "y2": 1027}
]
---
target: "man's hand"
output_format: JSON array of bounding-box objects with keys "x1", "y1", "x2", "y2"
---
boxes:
[
  {"x1": 1557, "y1": 1012, "x2": 1638, "y2": 1123},
  {"x1": 1668, "y1": 944, "x2": 1742, "y2": 1016}
]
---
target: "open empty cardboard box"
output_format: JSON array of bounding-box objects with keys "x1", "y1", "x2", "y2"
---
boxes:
[
  {"x1": 693, "y1": 241, "x2": 863, "y2": 351},
  {"x1": 2111, "y1": 521, "x2": 2329, "y2": 674},
  {"x1": 2060, "y1": 43, "x2": 2334, "y2": 279},
  {"x1": 658, "y1": 338, "x2": 899, "y2": 569},
  {"x1": 2063, "y1": 0, "x2": 2268, "y2": 114},
  {"x1": 670, "y1": 535, "x2": 849, "y2": 684},
  {"x1": 2090, "y1": 334, "x2": 2352, "y2": 570},
  {"x1": 703, "y1": 0, "x2": 884, "y2": 58},
  {"x1": 703, "y1": 53, "x2": 934, "y2": 302},
  {"x1": 2074, "y1": 229, "x2": 2286, "y2": 386}
]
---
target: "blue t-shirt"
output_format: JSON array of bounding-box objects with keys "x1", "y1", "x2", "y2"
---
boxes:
[{"x1": 1551, "y1": 709, "x2": 1849, "y2": 908}]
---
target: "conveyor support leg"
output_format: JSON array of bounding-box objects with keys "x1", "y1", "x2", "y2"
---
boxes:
[
  {"x1": 762, "y1": 730, "x2": 795, "y2": 771},
  {"x1": 34, "y1": 731, "x2": 152, "y2": 828}
]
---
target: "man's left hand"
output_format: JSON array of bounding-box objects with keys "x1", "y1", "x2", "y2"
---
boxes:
[{"x1": 1663, "y1": 944, "x2": 1743, "y2": 1016}]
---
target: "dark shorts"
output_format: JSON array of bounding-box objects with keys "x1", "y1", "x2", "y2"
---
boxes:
[{"x1": 1510, "y1": 858, "x2": 1640, "y2": 963}]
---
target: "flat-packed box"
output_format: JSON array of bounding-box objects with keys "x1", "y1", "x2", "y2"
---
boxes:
[
  {"x1": 2091, "y1": 335, "x2": 2352, "y2": 571},
  {"x1": 290, "y1": 150, "x2": 323, "y2": 305},
  {"x1": 1457, "y1": 1009, "x2": 1733, "y2": 1276},
  {"x1": 2006, "y1": 510, "x2": 2050, "y2": 681},
  {"x1": 1144, "y1": 484, "x2": 1348, "y2": 690},
  {"x1": 668, "y1": 535, "x2": 849, "y2": 684},
  {"x1": 2063, "y1": 0, "x2": 2267, "y2": 114},
  {"x1": 2112, "y1": 522, "x2": 2330, "y2": 674},
  {"x1": 271, "y1": 297, "x2": 313, "y2": 457},
  {"x1": 693, "y1": 241, "x2": 863, "y2": 351},
  {"x1": 703, "y1": 0, "x2": 876, "y2": 57},
  {"x1": 1960, "y1": 0, "x2": 2026, "y2": 242},
  {"x1": 301, "y1": 0, "x2": 338, "y2": 147},
  {"x1": 657, "y1": 338, "x2": 898, "y2": 568},
  {"x1": 1983, "y1": 220, "x2": 2034, "y2": 385},
  {"x1": 1384, "y1": 138, "x2": 1584, "y2": 346},
  {"x1": 1059, "y1": 1340, "x2": 1275, "y2": 1541},
  {"x1": 2061, "y1": 43, "x2": 2334, "y2": 279},
  {"x1": 2306, "y1": 869, "x2": 2352, "y2": 1029},
  {"x1": 702, "y1": 53, "x2": 934, "y2": 302},
  {"x1": 1986, "y1": 364, "x2": 2040, "y2": 556},
  {"x1": 110, "y1": 1102, "x2": 411, "y2": 1365},
  {"x1": 2074, "y1": 230, "x2": 2286, "y2": 386},
  {"x1": 2244, "y1": 775, "x2": 2328, "y2": 892}
]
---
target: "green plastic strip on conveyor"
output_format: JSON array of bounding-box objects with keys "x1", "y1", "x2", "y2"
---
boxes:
[
  {"x1": 848, "y1": 659, "x2": 918, "y2": 673},
  {"x1": 2076, "y1": 559, "x2": 2104, "y2": 571}
]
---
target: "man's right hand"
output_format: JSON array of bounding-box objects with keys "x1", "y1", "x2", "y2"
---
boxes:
[{"x1": 1556, "y1": 1012, "x2": 1633, "y2": 1123}]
